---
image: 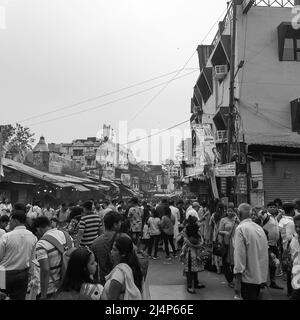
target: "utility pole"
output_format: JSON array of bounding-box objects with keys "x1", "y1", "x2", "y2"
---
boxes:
[{"x1": 227, "y1": 0, "x2": 238, "y2": 163}]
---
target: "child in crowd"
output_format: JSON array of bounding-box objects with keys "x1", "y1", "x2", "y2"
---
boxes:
[{"x1": 147, "y1": 210, "x2": 161, "y2": 259}]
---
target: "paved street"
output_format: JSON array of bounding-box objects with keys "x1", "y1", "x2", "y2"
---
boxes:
[{"x1": 147, "y1": 253, "x2": 288, "y2": 300}]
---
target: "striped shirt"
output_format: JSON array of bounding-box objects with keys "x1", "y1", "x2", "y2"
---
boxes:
[
  {"x1": 35, "y1": 229, "x2": 69, "y2": 295},
  {"x1": 79, "y1": 213, "x2": 101, "y2": 247}
]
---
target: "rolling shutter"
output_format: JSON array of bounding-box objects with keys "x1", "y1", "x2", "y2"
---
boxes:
[{"x1": 263, "y1": 160, "x2": 300, "y2": 204}]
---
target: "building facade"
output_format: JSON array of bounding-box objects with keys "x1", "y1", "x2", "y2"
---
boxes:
[{"x1": 192, "y1": 0, "x2": 300, "y2": 206}]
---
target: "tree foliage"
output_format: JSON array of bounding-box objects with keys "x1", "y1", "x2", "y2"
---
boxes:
[{"x1": 1, "y1": 123, "x2": 35, "y2": 162}]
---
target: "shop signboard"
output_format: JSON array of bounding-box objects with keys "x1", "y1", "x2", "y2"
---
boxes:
[
  {"x1": 121, "y1": 173, "x2": 131, "y2": 187},
  {"x1": 236, "y1": 173, "x2": 248, "y2": 195},
  {"x1": 215, "y1": 162, "x2": 236, "y2": 177}
]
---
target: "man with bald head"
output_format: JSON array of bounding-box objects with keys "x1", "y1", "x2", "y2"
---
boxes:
[{"x1": 233, "y1": 203, "x2": 269, "y2": 300}]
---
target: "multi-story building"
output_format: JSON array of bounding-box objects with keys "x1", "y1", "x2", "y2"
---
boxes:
[
  {"x1": 49, "y1": 137, "x2": 101, "y2": 173},
  {"x1": 192, "y1": 0, "x2": 300, "y2": 206},
  {"x1": 25, "y1": 136, "x2": 81, "y2": 174}
]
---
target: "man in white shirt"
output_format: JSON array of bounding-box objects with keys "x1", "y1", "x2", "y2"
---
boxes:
[
  {"x1": 279, "y1": 203, "x2": 296, "y2": 251},
  {"x1": 27, "y1": 202, "x2": 42, "y2": 222},
  {"x1": 234, "y1": 203, "x2": 269, "y2": 300},
  {"x1": 0, "y1": 210, "x2": 37, "y2": 300},
  {"x1": 41, "y1": 203, "x2": 56, "y2": 221},
  {"x1": 186, "y1": 202, "x2": 200, "y2": 221}
]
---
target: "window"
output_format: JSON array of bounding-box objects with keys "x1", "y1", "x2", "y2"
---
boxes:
[
  {"x1": 282, "y1": 38, "x2": 300, "y2": 61},
  {"x1": 73, "y1": 149, "x2": 83, "y2": 156},
  {"x1": 278, "y1": 22, "x2": 300, "y2": 61},
  {"x1": 283, "y1": 38, "x2": 294, "y2": 61},
  {"x1": 196, "y1": 68, "x2": 213, "y2": 103}
]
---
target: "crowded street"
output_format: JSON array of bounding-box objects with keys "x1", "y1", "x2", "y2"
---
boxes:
[{"x1": 0, "y1": 198, "x2": 300, "y2": 301}]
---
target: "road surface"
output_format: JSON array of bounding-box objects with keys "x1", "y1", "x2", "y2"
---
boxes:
[{"x1": 146, "y1": 256, "x2": 288, "y2": 300}]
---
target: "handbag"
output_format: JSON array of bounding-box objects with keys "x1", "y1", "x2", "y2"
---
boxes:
[
  {"x1": 213, "y1": 218, "x2": 237, "y2": 258},
  {"x1": 212, "y1": 241, "x2": 227, "y2": 257}
]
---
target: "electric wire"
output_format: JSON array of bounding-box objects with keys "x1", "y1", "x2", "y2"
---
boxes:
[
  {"x1": 27, "y1": 70, "x2": 198, "y2": 127},
  {"x1": 124, "y1": 119, "x2": 190, "y2": 145},
  {"x1": 128, "y1": 5, "x2": 230, "y2": 124},
  {"x1": 18, "y1": 68, "x2": 193, "y2": 124}
]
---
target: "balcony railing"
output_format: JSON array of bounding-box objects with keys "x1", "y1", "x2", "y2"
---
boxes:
[
  {"x1": 211, "y1": 2, "x2": 233, "y2": 48},
  {"x1": 254, "y1": 0, "x2": 294, "y2": 7}
]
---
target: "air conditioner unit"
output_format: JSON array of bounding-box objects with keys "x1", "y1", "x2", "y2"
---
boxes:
[{"x1": 214, "y1": 65, "x2": 228, "y2": 80}]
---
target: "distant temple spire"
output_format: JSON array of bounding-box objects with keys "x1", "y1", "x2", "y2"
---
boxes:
[{"x1": 33, "y1": 136, "x2": 49, "y2": 152}]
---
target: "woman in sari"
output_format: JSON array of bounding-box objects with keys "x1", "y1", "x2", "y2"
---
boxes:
[{"x1": 101, "y1": 233, "x2": 143, "y2": 300}]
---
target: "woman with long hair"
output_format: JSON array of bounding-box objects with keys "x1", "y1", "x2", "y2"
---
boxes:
[
  {"x1": 55, "y1": 247, "x2": 103, "y2": 300},
  {"x1": 160, "y1": 206, "x2": 177, "y2": 260},
  {"x1": 209, "y1": 202, "x2": 225, "y2": 274},
  {"x1": 147, "y1": 209, "x2": 161, "y2": 259},
  {"x1": 101, "y1": 233, "x2": 143, "y2": 300},
  {"x1": 218, "y1": 203, "x2": 239, "y2": 287}
]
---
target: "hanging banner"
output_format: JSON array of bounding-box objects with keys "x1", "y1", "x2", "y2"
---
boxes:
[
  {"x1": 192, "y1": 123, "x2": 217, "y2": 174},
  {"x1": 210, "y1": 172, "x2": 219, "y2": 199},
  {"x1": 250, "y1": 191, "x2": 264, "y2": 208},
  {"x1": 215, "y1": 162, "x2": 236, "y2": 177}
]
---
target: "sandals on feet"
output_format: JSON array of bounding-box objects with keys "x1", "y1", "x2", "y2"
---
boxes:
[{"x1": 187, "y1": 288, "x2": 196, "y2": 294}]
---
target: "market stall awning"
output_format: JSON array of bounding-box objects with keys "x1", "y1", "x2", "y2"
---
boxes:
[
  {"x1": 53, "y1": 182, "x2": 90, "y2": 192},
  {"x1": 5, "y1": 181, "x2": 38, "y2": 186},
  {"x1": 84, "y1": 184, "x2": 110, "y2": 191},
  {"x1": 54, "y1": 182, "x2": 71, "y2": 188},
  {"x1": 2, "y1": 158, "x2": 99, "y2": 185},
  {"x1": 71, "y1": 185, "x2": 90, "y2": 192}
]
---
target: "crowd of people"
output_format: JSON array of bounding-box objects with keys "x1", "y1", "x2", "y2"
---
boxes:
[{"x1": 0, "y1": 196, "x2": 300, "y2": 300}]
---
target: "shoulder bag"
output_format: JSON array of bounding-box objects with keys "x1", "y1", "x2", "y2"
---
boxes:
[{"x1": 212, "y1": 218, "x2": 237, "y2": 258}]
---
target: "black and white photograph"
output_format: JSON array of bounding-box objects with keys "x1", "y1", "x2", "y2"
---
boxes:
[{"x1": 1, "y1": 0, "x2": 300, "y2": 307}]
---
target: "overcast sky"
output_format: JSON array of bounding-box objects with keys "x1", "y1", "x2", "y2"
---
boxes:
[{"x1": 0, "y1": 0, "x2": 229, "y2": 163}]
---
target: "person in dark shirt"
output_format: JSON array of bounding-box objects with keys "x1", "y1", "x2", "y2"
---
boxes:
[
  {"x1": 91, "y1": 212, "x2": 122, "y2": 285},
  {"x1": 156, "y1": 198, "x2": 169, "y2": 219}
]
